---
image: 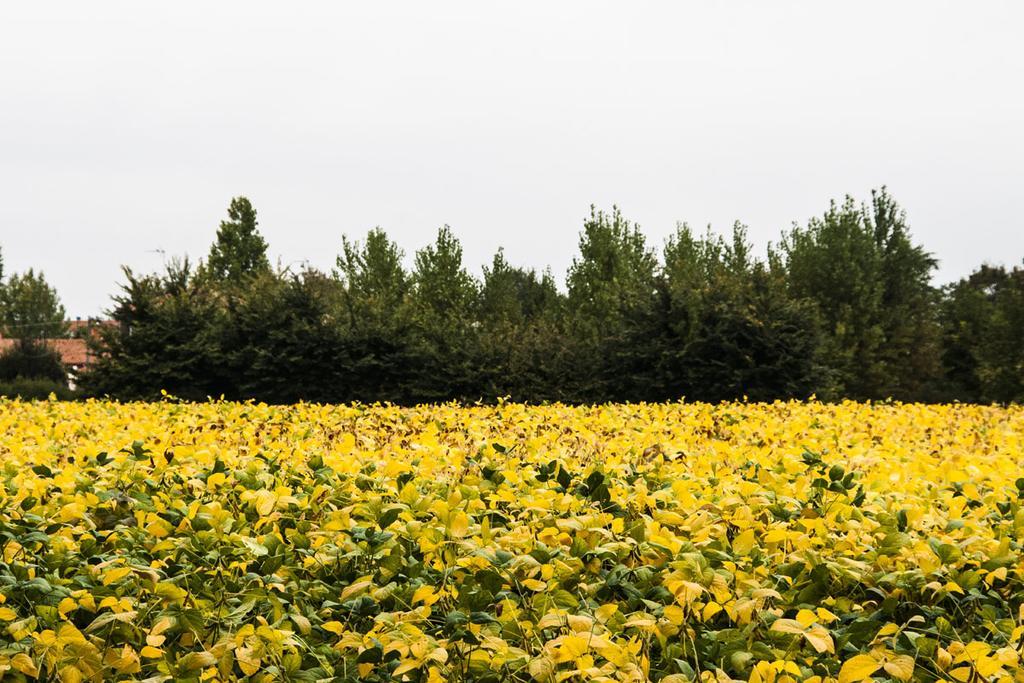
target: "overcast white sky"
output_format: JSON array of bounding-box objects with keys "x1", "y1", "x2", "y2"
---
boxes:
[{"x1": 1, "y1": 2, "x2": 1022, "y2": 318}]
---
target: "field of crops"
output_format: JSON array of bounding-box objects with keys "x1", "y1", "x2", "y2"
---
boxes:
[{"x1": 0, "y1": 400, "x2": 1022, "y2": 682}]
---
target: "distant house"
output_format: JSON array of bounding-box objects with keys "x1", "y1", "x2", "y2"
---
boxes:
[
  {"x1": 0, "y1": 319, "x2": 113, "y2": 389},
  {"x1": 0, "y1": 337, "x2": 89, "y2": 368}
]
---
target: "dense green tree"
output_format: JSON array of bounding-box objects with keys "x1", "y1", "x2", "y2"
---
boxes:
[
  {"x1": 480, "y1": 250, "x2": 561, "y2": 325},
  {"x1": 0, "y1": 268, "x2": 68, "y2": 339},
  {"x1": 567, "y1": 206, "x2": 658, "y2": 329},
  {"x1": 566, "y1": 206, "x2": 661, "y2": 401},
  {"x1": 337, "y1": 228, "x2": 410, "y2": 331},
  {"x1": 660, "y1": 223, "x2": 825, "y2": 401},
  {"x1": 335, "y1": 228, "x2": 418, "y2": 403},
  {"x1": 0, "y1": 337, "x2": 67, "y2": 383},
  {"x1": 204, "y1": 197, "x2": 271, "y2": 284},
  {"x1": 940, "y1": 263, "x2": 1024, "y2": 403},
  {"x1": 783, "y1": 188, "x2": 940, "y2": 399},
  {"x1": 82, "y1": 259, "x2": 226, "y2": 400},
  {"x1": 408, "y1": 227, "x2": 481, "y2": 401},
  {"x1": 220, "y1": 269, "x2": 347, "y2": 403},
  {"x1": 477, "y1": 250, "x2": 570, "y2": 400},
  {"x1": 82, "y1": 190, "x2": 1018, "y2": 405}
]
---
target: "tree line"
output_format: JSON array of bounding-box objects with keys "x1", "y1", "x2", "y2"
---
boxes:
[
  {"x1": 0, "y1": 252, "x2": 73, "y2": 398},
  {"x1": 3, "y1": 188, "x2": 1023, "y2": 403}
]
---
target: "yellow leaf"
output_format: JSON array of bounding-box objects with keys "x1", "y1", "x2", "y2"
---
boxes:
[
  {"x1": 449, "y1": 511, "x2": 470, "y2": 538},
  {"x1": 178, "y1": 651, "x2": 218, "y2": 670},
  {"x1": 291, "y1": 613, "x2": 311, "y2": 634},
  {"x1": 771, "y1": 618, "x2": 805, "y2": 635},
  {"x1": 875, "y1": 623, "x2": 900, "y2": 638},
  {"x1": 58, "y1": 597, "x2": 77, "y2": 618},
  {"x1": 553, "y1": 634, "x2": 589, "y2": 663},
  {"x1": 151, "y1": 616, "x2": 174, "y2": 635},
  {"x1": 816, "y1": 607, "x2": 840, "y2": 623},
  {"x1": 796, "y1": 609, "x2": 817, "y2": 627},
  {"x1": 140, "y1": 645, "x2": 163, "y2": 658},
  {"x1": 732, "y1": 528, "x2": 756, "y2": 555},
  {"x1": 340, "y1": 578, "x2": 373, "y2": 601},
  {"x1": 154, "y1": 582, "x2": 187, "y2": 605},
  {"x1": 623, "y1": 615, "x2": 657, "y2": 630},
  {"x1": 0, "y1": 607, "x2": 18, "y2": 621},
  {"x1": 10, "y1": 652, "x2": 38, "y2": 677},
  {"x1": 412, "y1": 585, "x2": 439, "y2": 606},
  {"x1": 669, "y1": 580, "x2": 704, "y2": 605},
  {"x1": 595, "y1": 604, "x2": 618, "y2": 623},
  {"x1": 322, "y1": 621, "x2": 345, "y2": 636},
  {"x1": 393, "y1": 660, "x2": 421, "y2": 676},
  {"x1": 664, "y1": 605, "x2": 686, "y2": 625},
  {"x1": 105, "y1": 644, "x2": 141, "y2": 674},
  {"x1": 882, "y1": 655, "x2": 915, "y2": 682},
  {"x1": 60, "y1": 665, "x2": 84, "y2": 683},
  {"x1": 529, "y1": 656, "x2": 554, "y2": 681},
  {"x1": 102, "y1": 566, "x2": 133, "y2": 586},
  {"x1": 839, "y1": 654, "x2": 881, "y2": 683},
  {"x1": 702, "y1": 602, "x2": 722, "y2": 622},
  {"x1": 803, "y1": 625, "x2": 835, "y2": 654},
  {"x1": 236, "y1": 645, "x2": 261, "y2": 676},
  {"x1": 254, "y1": 489, "x2": 277, "y2": 516},
  {"x1": 949, "y1": 666, "x2": 972, "y2": 682}
]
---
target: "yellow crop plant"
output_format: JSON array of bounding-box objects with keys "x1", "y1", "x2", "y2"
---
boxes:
[{"x1": 0, "y1": 399, "x2": 1021, "y2": 682}]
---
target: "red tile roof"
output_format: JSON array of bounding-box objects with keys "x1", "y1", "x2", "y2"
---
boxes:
[{"x1": 0, "y1": 338, "x2": 91, "y2": 367}]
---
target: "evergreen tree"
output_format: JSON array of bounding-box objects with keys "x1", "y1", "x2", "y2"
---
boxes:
[
  {"x1": 205, "y1": 197, "x2": 271, "y2": 284},
  {"x1": 0, "y1": 337, "x2": 67, "y2": 383},
  {"x1": 82, "y1": 259, "x2": 226, "y2": 400},
  {"x1": 338, "y1": 228, "x2": 410, "y2": 331},
  {"x1": 480, "y1": 249, "x2": 560, "y2": 325},
  {"x1": 409, "y1": 227, "x2": 480, "y2": 401},
  {"x1": 220, "y1": 269, "x2": 347, "y2": 403},
  {"x1": 335, "y1": 228, "x2": 418, "y2": 403}
]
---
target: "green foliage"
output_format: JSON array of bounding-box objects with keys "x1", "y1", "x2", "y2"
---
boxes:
[
  {"x1": 566, "y1": 206, "x2": 661, "y2": 401},
  {"x1": 335, "y1": 229, "x2": 419, "y2": 403},
  {"x1": 220, "y1": 269, "x2": 348, "y2": 404},
  {"x1": 0, "y1": 337, "x2": 67, "y2": 384},
  {"x1": 940, "y1": 262, "x2": 1024, "y2": 403},
  {"x1": 204, "y1": 196, "x2": 271, "y2": 284},
  {"x1": 567, "y1": 206, "x2": 658, "y2": 330},
  {"x1": 406, "y1": 227, "x2": 482, "y2": 402},
  {"x1": 81, "y1": 259, "x2": 226, "y2": 401},
  {"x1": 81, "y1": 191, "x2": 1020, "y2": 405},
  {"x1": 0, "y1": 376, "x2": 74, "y2": 400},
  {"x1": 477, "y1": 250, "x2": 570, "y2": 401},
  {"x1": 783, "y1": 188, "x2": 941, "y2": 399},
  {"x1": 0, "y1": 268, "x2": 68, "y2": 339},
  {"x1": 660, "y1": 223, "x2": 826, "y2": 401}
]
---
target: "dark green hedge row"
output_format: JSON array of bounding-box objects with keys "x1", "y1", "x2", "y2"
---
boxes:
[{"x1": 79, "y1": 191, "x2": 1023, "y2": 404}]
